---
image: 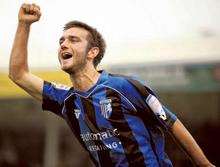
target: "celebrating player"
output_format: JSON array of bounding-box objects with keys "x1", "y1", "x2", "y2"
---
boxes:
[{"x1": 9, "y1": 3, "x2": 215, "y2": 167}]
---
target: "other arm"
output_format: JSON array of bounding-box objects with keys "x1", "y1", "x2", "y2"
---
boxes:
[
  {"x1": 171, "y1": 119, "x2": 215, "y2": 167},
  {"x1": 124, "y1": 79, "x2": 215, "y2": 167},
  {"x1": 9, "y1": 3, "x2": 43, "y2": 101}
]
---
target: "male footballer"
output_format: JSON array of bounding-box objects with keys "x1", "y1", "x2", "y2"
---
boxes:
[{"x1": 9, "y1": 3, "x2": 215, "y2": 167}]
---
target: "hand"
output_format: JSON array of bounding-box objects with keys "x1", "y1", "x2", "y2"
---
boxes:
[{"x1": 18, "y1": 3, "x2": 41, "y2": 25}]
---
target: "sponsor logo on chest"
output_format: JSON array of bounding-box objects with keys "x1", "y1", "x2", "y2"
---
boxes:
[{"x1": 100, "y1": 99, "x2": 112, "y2": 119}]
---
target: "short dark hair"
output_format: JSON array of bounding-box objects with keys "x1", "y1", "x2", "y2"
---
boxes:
[{"x1": 64, "y1": 21, "x2": 106, "y2": 68}]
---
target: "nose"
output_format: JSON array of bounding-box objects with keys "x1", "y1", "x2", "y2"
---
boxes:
[{"x1": 60, "y1": 39, "x2": 69, "y2": 50}]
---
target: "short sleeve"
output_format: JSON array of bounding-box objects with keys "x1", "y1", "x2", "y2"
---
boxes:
[
  {"x1": 123, "y1": 78, "x2": 177, "y2": 129},
  {"x1": 145, "y1": 94, "x2": 177, "y2": 129},
  {"x1": 42, "y1": 81, "x2": 71, "y2": 117}
]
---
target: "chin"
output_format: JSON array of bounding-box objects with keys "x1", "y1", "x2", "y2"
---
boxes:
[{"x1": 61, "y1": 65, "x2": 73, "y2": 74}]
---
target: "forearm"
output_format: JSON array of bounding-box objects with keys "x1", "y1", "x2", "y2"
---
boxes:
[
  {"x1": 9, "y1": 22, "x2": 30, "y2": 81},
  {"x1": 171, "y1": 119, "x2": 214, "y2": 167},
  {"x1": 8, "y1": 3, "x2": 44, "y2": 101}
]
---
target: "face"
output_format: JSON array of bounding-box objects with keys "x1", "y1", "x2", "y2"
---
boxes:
[{"x1": 58, "y1": 27, "x2": 90, "y2": 74}]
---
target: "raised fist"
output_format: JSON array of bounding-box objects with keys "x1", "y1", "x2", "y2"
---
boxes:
[{"x1": 18, "y1": 3, "x2": 41, "y2": 25}]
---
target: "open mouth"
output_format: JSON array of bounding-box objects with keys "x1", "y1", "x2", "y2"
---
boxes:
[{"x1": 62, "y1": 52, "x2": 73, "y2": 60}]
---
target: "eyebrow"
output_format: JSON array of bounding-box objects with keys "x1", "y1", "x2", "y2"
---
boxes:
[{"x1": 59, "y1": 35, "x2": 81, "y2": 42}]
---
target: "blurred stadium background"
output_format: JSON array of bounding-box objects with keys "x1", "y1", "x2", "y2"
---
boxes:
[{"x1": 1, "y1": 0, "x2": 220, "y2": 166}]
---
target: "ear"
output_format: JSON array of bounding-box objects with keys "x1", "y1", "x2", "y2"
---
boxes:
[{"x1": 87, "y1": 47, "x2": 99, "y2": 59}]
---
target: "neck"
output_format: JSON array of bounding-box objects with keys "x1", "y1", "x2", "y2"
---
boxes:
[{"x1": 69, "y1": 66, "x2": 101, "y2": 92}]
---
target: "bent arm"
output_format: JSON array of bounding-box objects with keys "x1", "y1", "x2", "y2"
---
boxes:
[
  {"x1": 171, "y1": 119, "x2": 215, "y2": 167},
  {"x1": 9, "y1": 4, "x2": 43, "y2": 101}
]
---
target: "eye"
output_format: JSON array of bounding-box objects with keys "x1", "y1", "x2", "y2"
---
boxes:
[
  {"x1": 59, "y1": 37, "x2": 64, "y2": 45},
  {"x1": 69, "y1": 36, "x2": 80, "y2": 43}
]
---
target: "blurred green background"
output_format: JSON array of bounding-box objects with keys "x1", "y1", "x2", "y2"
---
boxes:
[{"x1": 0, "y1": 62, "x2": 220, "y2": 167}]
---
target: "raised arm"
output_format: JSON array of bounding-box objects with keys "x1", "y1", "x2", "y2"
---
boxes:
[
  {"x1": 171, "y1": 119, "x2": 215, "y2": 167},
  {"x1": 9, "y1": 3, "x2": 44, "y2": 101}
]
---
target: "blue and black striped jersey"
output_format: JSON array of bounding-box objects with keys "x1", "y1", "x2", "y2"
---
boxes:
[{"x1": 42, "y1": 70, "x2": 177, "y2": 167}]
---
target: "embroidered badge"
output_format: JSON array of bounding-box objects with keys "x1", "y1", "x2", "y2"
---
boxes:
[
  {"x1": 146, "y1": 94, "x2": 167, "y2": 120},
  {"x1": 100, "y1": 99, "x2": 112, "y2": 119}
]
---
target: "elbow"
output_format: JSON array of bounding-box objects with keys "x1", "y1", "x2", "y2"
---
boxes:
[
  {"x1": 8, "y1": 64, "x2": 29, "y2": 82},
  {"x1": 8, "y1": 61, "x2": 29, "y2": 82},
  {"x1": 8, "y1": 73, "x2": 20, "y2": 83},
  {"x1": 8, "y1": 70, "x2": 26, "y2": 83},
  {"x1": 8, "y1": 68, "x2": 16, "y2": 81},
  {"x1": 8, "y1": 70, "x2": 15, "y2": 81},
  {"x1": 8, "y1": 73, "x2": 13, "y2": 80}
]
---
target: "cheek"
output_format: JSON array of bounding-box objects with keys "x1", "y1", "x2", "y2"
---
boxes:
[
  {"x1": 58, "y1": 47, "x2": 62, "y2": 54},
  {"x1": 58, "y1": 56, "x2": 61, "y2": 64},
  {"x1": 57, "y1": 52, "x2": 61, "y2": 63}
]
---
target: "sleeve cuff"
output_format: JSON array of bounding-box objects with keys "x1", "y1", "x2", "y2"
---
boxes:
[{"x1": 163, "y1": 106, "x2": 177, "y2": 129}]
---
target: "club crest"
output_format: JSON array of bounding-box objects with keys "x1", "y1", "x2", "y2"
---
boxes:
[{"x1": 100, "y1": 99, "x2": 112, "y2": 119}]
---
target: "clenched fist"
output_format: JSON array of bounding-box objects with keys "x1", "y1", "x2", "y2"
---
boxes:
[{"x1": 18, "y1": 3, "x2": 41, "y2": 25}]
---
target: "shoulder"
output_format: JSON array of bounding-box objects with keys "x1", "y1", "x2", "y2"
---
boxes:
[
  {"x1": 105, "y1": 73, "x2": 133, "y2": 90},
  {"x1": 43, "y1": 81, "x2": 71, "y2": 102},
  {"x1": 107, "y1": 73, "x2": 153, "y2": 91},
  {"x1": 104, "y1": 72, "x2": 155, "y2": 97}
]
